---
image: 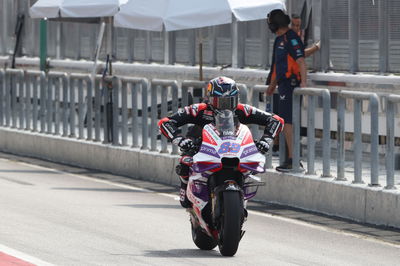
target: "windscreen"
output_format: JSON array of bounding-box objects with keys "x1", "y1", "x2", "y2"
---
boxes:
[{"x1": 215, "y1": 110, "x2": 236, "y2": 137}]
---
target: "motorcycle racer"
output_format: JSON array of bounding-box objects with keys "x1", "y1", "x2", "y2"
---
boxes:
[{"x1": 158, "y1": 76, "x2": 284, "y2": 208}]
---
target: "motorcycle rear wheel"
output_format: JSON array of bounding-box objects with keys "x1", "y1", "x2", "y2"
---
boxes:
[
  {"x1": 191, "y1": 223, "x2": 217, "y2": 250},
  {"x1": 218, "y1": 191, "x2": 243, "y2": 256}
]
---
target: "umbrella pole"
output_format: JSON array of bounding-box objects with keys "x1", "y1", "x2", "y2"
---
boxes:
[
  {"x1": 198, "y1": 29, "x2": 203, "y2": 81},
  {"x1": 199, "y1": 41, "x2": 203, "y2": 81},
  {"x1": 91, "y1": 19, "x2": 106, "y2": 79}
]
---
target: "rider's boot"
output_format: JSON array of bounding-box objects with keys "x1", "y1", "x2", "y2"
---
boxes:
[
  {"x1": 176, "y1": 160, "x2": 192, "y2": 208},
  {"x1": 179, "y1": 176, "x2": 191, "y2": 208}
]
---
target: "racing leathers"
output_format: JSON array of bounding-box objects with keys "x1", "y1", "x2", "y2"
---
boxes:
[{"x1": 158, "y1": 102, "x2": 284, "y2": 207}]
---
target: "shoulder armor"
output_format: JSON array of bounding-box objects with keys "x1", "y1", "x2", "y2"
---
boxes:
[
  {"x1": 236, "y1": 104, "x2": 253, "y2": 117},
  {"x1": 189, "y1": 103, "x2": 207, "y2": 117}
]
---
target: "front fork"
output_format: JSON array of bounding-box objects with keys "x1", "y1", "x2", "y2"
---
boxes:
[{"x1": 211, "y1": 180, "x2": 244, "y2": 228}]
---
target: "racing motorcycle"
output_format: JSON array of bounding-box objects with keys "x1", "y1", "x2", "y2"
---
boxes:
[{"x1": 184, "y1": 110, "x2": 265, "y2": 256}]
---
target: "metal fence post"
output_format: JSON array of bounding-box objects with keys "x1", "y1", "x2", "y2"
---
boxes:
[
  {"x1": 131, "y1": 83, "x2": 139, "y2": 148},
  {"x1": 306, "y1": 95, "x2": 316, "y2": 175},
  {"x1": 336, "y1": 94, "x2": 346, "y2": 181},
  {"x1": 0, "y1": 70, "x2": 4, "y2": 126},
  {"x1": 292, "y1": 89, "x2": 301, "y2": 172},
  {"x1": 24, "y1": 71, "x2": 31, "y2": 130},
  {"x1": 102, "y1": 77, "x2": 110, "y2": 144},
  {"x1": 353, "y1": 99, "x2": 363, "y2": 183},
  {"x1": 265, "y1": 93, "x2": 273, "y2": 169},
  {"x1": 86, "y1": 77, "x2": 93, "y2": 141},
  {"x1": 112, "y1": 76, "x2": 121, "y2": 146},
  {"x1": 141, "y1": 78, "x2": 149, "y2": 150},
  {"x1": 53, "y1": 77, "x2": 61, "y2": 135},
  {"x1": 18, "y1": 71, "x2": 25, "y2": 130},
  {"x1": 150, "y1": 81, "x2": 157, "y2": 151},
  {"x1": 77, "y1": 79, "x2": 84, "y2": 139},
  {"x1": 69, "y1": 78, "x2": 76, "y2": 137},
  {"x1": 46, "y1": 72, "x2": 69, "y2": 137},
  {"x1": 385, "y1": 95, "x2": 399, "y2": 190},
  {"x1": 370, "y1": 94, "x2": 380, "y2": 186},
  {"x1": 6, "y1": 69, "x2": 24, "y2": 129},
  {"x1": 32, "y1": 75, "x2": 39, "y2": 132},
  {"x1": 94, "y1": 76, "x2": 102, "y2": 142},
  {"x1": 294, "y1": 88, "x2": 331, "y2": 176},
  {"x1": 150, "y1": 79, "x2": 179, "y2": 154},
  {"x1": 5, "y1": 71, "x2": 11, "y2": 127},
  {"x1": 321, "y1": 90, "x2": 331, "y2": 177},
  {"x1": 252, "y1": 85, "x2": 273, "y2": 168},
  {"x1": 171, "y1": 82, "x2": 179, "y2": 155},
  {"x1": 181, "y1": 80, "x2": 207, "y2": 136},
  {"x1": 25, "y1": 70, "x2": 47, "y2": 133},
  {"x1": 237, "y1": 84, "x2": 248, "y2": 105},
  {"x1": 250, "y1": 85, "x2": 263, "y2": 140},
  {"x1": 47, "y1": 76, "x2": 54, "y2": 134},
  {"x1": 121, "y1": 81, "x2": 128, "y2": 146},
  {"x1": 338, "y1": 91, "x2": 380, "y2": 185}
]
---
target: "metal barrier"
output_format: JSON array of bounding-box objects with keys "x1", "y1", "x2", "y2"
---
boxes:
[
  {"x1": 68, "y1": 74, "x2": 92, "y2": 140},
  {"x1": 24, "y1": 70, "x2": 46, "y2": 133},
  {"x1": 47, "y1": 72, "x2": 69, "y2": 136},
  {"x1": 0, "y1": 68, "x2": 399, "y2": 191},
  {"x1": 4, "y1": 69, "x2": 24, "y2": 129},
  {"x1": 0, "y1": 70, "x2": 4, "y2": 127},
  {"x1": 119, "y1": 76, "x2": 150, "y2": 149},
  {"x1": 293, "y1": 88, "x2": 331, "y2": 176},
  {"x1": 150, "y1": 79, "x2": 179, "y2": 154},
  {"x1": 251, "y1": 85, "x2": 278, "y2": 169},
  {"x1": 337, "y1": 91, "x2": 379, "y2": 185},
  {"x1": 385, "y1": 95, "x2": 400, "y2": 189},
  {"x1": 181, "y1": 80, "x2": 207, "y2": 137}
]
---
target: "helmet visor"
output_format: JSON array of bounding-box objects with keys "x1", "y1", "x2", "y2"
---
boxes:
[{"x1": 209, "y1": 96, "x2": 238, "y2": 111}]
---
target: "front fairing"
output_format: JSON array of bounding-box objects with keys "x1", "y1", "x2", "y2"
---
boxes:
[{"x1": 192, "y1": 119, "x2": 265, "y2": 174}]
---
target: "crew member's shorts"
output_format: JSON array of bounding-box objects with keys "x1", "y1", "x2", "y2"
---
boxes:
[{"x1": 276, "y1": 78, "x2": 299, "y2": 124}]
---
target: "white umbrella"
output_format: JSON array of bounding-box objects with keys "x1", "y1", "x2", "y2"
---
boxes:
[
  {"x1": 30, "y1": 0, "x2": 129, "y2": 18},
  {"x1": 114, "y1": 0, "x2": 285, "y2": 80},
  {"x1": 114, "y1": 0, "x2": 285, "y2": 31},
  {"x1": 30, "y1": 0, "x2": 62, "y2": 18},
  {"x1": 29, "y1": 0, "x2": 129, "y2": 76}
]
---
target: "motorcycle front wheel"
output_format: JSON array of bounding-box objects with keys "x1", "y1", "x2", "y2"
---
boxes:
[{"x1": 218, "y1": 191, "x2": 244, "y2": 256}]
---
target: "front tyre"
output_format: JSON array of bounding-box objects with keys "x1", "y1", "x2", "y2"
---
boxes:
[
  {"x1": 191, "y1": 223, "x2": 217, "y2": 250},
  {"x1": 218, "y1": 191, "x2": 244, "y2": 256}
]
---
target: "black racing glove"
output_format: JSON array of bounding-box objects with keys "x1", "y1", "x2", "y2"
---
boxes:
[
  {"x1": 173, "y1": 136, "x2": 194, "y2": 152},
  {"x1": 256, "y1": 136, "x2": 273, "y2": 154}
]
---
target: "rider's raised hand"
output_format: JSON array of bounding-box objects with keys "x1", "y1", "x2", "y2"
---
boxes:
[{"x1": 256, "y1": 136, "x2": 273, "y2": 154}]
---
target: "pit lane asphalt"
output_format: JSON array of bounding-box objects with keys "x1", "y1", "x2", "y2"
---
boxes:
[{"x1": 0, "y1": 152, "x2": 399, "y2": 265}]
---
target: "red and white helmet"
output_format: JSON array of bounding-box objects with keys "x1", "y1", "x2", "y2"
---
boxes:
[{"x1": 206, "y1": 76, "x2": 239, "y2": 111}]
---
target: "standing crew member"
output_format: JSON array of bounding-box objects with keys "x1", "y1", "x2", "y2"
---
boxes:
[{"x1": 265, "y1": 9, "x2": 307, "y2": 172}]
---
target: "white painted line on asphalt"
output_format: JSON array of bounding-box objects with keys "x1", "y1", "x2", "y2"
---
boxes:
[
  {"x1": 14, "y1": 160, "x2": 151, "y2": 193},
  {"x1": 246, "y1": 210, "x2": 400, "y2": 248},
  {"x1": 0, "y1": 243, "x2": 54, "y2": 266},
  {"x1": 7, "y1": 158, "x2": 400, "y2": 248}
]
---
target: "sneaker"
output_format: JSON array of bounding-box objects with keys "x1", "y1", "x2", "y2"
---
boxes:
[{"x1": 276, "y1": 158, "x2": 304, "y2": 172}]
